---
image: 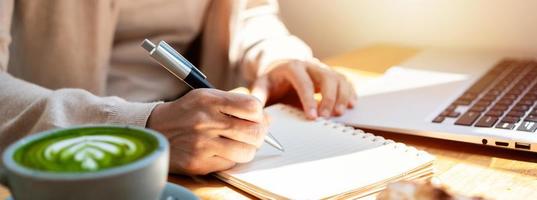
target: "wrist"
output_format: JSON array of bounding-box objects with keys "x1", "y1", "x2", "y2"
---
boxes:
[
  {"x1": 106, "y1": 100, "x2": 163, "y2": 128},
  {"x1": 146, "y1": 102, "x2": 166, "y2": 129}
]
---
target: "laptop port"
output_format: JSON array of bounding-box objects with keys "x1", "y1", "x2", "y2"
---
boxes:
[
  {"x1": 495, "y1": 141, "x2": 509, "y2": 147},
  {"x1": 515, "y1": 142, "x2": 531, "y2": 150}
]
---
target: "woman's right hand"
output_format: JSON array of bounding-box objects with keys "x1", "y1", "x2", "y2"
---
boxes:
[{"x1": 147, "y1": 89, "x2": 269, "y2": 175}]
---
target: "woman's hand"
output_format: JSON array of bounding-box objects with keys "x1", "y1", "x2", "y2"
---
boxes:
[
  {"x1": 251, "y1": 59, "x2": 357, "y2": 119},
  {"x1": 147, "y1": 89, "x2": 268, "y2": 175}
]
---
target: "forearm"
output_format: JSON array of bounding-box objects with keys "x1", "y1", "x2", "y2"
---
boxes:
[
  {"x1": 241, "y1": 34, "x2": 313, "y2": 81},
  {"x1": 0, "y1": 73, "x2": 160, "y2": 154},
  {"x1": 231, "y1": 0, "x2": 313, "y2": 82}
]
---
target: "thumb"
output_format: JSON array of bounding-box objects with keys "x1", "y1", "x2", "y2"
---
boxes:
[{"x1": 250, "y1": 76, "x2": 270, "y2": 105}]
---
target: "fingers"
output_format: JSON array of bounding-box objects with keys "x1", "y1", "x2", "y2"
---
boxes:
[
  {"x1": 336, "y1": 73, "x2": 358, "y2": 109},
  {"x1": 250, "y1": 76, "x2": 270, "y2": 105},
  {"x1": 216, "y1": 116, "x2": 267, "y2": 148},
  {"x1": 209, "y1": 137, "x2": 258, "y2": 163},
  {"x1": 221, "y1": 94, "x2": 264, "y2": 123},
  {"x1": 305, "y1": 60, "x2": 356, "y2": 117},
  {"x1": 206, "y1": 156, "x2": 237, "y2": 172},
  {"x1": 285, "y1": 62, "x2": 318, "y2": 119},
  {"x1": 350, "y1": 96, "x2": 358, "y2": 108},
  {"x1": 334, "y1": 79, "x2": 351, "y2": 115},
  {"x1": 347, "y1": 80, "x2": 358, "y2": 109},
  {"x1": 195, "y1": 89, "x2": 265, "y2": 123},
  {"x1": 317, "y1": 72, "x2": 338, "y2": 117},
  {"x1": 171, "y1": 152, "x2": 236, "y2": 175}
]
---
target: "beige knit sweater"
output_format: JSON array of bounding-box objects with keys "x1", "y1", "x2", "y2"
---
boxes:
[{"x1": 0, "y1": 0, "x2": 312, "y2": 154}]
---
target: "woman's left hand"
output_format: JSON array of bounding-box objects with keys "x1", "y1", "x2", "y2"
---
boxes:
[{"x1": 251, "y1": 59, "x2": 357, "y2": 119}]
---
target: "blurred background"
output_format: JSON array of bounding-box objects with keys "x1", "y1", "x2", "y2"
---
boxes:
[{"x1": 278, "y1": 0, "x2": 537, "y2": 58}]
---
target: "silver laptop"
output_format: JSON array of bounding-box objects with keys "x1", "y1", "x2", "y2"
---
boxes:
[{"x1": 335, "y1": 49, "x2": 537, "y2": 152}]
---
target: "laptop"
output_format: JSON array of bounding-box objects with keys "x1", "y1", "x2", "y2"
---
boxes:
[{"x1": 335, "y1": 49, "x2": 537, "y2": 152}]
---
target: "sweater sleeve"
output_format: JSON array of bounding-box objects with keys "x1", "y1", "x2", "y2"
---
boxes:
[
  {"x1": 0, "y1": 0, "x2": 160, "y2": 154},
  {"x1": 230, "y1": 0, "x2": 314, "y2": 83}
]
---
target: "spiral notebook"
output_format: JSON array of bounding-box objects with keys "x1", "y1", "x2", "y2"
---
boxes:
[{"x1": 215, "y1": 104, "x2": 435, "y2": 199}]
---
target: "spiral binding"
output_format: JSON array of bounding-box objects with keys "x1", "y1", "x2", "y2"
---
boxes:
[{"x1": 275, "y1": 104, "x2": 427, "y2": 157}]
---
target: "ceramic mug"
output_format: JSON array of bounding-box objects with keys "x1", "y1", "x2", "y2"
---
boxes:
[{"x1": 0, "y1": 125, "x2": 169, "y2": 200}]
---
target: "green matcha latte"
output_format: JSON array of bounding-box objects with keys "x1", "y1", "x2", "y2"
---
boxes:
[{"x1": 13, "y1": 127, "x2": 159, "y2": 173}]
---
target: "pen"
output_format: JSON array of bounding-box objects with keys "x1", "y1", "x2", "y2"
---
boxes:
[{"x1": 141, "y1": 39, "x2": 285, "y2": 152}]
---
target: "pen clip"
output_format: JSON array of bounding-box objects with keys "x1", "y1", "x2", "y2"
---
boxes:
[{"x1": 158, "y1": 41, "x2": 208, "y2": 79}]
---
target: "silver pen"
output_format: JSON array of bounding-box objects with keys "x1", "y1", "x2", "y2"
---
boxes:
[{"x1": 141, "y1": 39, "x2": 285, "y2": 152}]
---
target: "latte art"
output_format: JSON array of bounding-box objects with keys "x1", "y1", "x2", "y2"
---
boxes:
[
  {"x1": 14, "y1": 127, "x2": 158, "y2": 172},
  {"x1": 43, "y1": 135, "x2": 137, "y2": 171}
]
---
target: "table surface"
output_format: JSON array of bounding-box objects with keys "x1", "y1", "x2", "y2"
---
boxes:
[{"x1": 2, "y1": 45, "x2": 537, "y2": 199}]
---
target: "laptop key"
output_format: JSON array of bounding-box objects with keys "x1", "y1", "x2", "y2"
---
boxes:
[
  {"x1": 501, "y1": 116, "x2": 520, "y2": 123},
  {"x1": 475, "y1": 100, "x2": 492, "y2": 107},
  {"x1": 454, "y1": 99, "x2": 471, "y2": 105},
  {"x1": 485, "y1": 110, "x2": 503, "y2": 117},
  {"x1": 517, "y1": 121, "x2": 537, "y2": 132},
  {"x1": 521, "y1": 97, "x2": 536, "y2": 103},
  {"x1": 512, "y1": 105, "x2": 530, "y2": 112},
  {"x1": 459, "y1": 93, "x2": 477, "y2": 101},
  {"x1": 506, "y1": 111, "x2": 525, "y2": 118},
  {"x1": 524, "y1": 94, "x2": 537, "y2": 99},
  {"x1": 440, "y1": 111, "x2": 460, "y2": 118},
  {"x1": 481, "y1": 95, "x2": 497, "y2": 101},
  {"x1": 475, "y1": 116, "x2": 499, "y2": 127},
  {"x1": 496, "y1": 99, "x2": 513, "y2": 106},
  {"x1": 469, "y1": 106, "x2": 486, "y2": 112},
  {"x1": 439, "y1": 110, "x2": 450, "y2": 117},
  {"x1": 503, "y1": 94, "x2": 518, "y2": 100},
  {"x1": 455, "y1": 111, "x2": 481, "y2": 126},
  {"x1": 507, "y1": 89, "x2": 523, "y2": 96},
  {"x1": 496, "y1": 122, "x2": 516, "y2": 130},
  {"x1": 517, "y1": 100, "x2": 535, "y2": 106},
  {"x1": 525, "y1": 115, "x2": 537, "y2": 122},
  {"x1": 446, "y1": 105, "x2": 457, "y2": 111},
  {"x1": 486, "y1": 90, "x2": 501, "y2": 96},
  {"x1": 432, "y1": 116, "x2": 445, "y2": 123},
  {"x1": 446, "y1": 112, "x2": 461, "y2": 118},
  {"x1": 491, "y1": 105, "x2": 509, "y2": 111}
]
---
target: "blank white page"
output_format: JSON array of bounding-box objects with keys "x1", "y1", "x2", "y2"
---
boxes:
[{"x1": 219, "y1": 104, "x2": 434, "y2": 199}]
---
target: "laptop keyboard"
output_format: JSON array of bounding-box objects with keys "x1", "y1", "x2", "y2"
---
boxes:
[{"x1": 432, "y1": 59, "x2": 537, "y2": 132}]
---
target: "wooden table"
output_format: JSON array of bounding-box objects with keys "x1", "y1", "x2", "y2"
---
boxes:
[{"x1": 2, "y1": 45, "x2": 537, "y2": 199}]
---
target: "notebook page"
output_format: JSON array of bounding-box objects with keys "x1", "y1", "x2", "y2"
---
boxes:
[{"x1": 220, "y1": 104, "x2": 434, "y2": 199}]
